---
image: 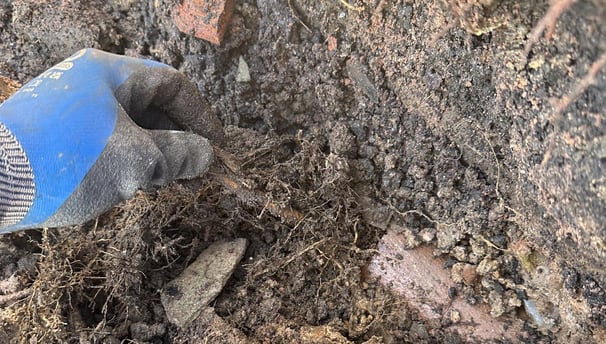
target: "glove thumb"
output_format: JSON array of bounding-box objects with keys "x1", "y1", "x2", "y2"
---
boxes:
[{"x1": 148, "y1": 130, "x2": 214, "y2": 186}]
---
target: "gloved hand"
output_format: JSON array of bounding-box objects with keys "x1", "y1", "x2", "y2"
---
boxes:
[{"x1": 0, "y1": 48, "x2": 224, "y2": 233}]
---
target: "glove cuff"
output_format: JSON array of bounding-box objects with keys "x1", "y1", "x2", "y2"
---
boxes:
[{"x1": 0, "y1": 122, "x2": 35, "y2": 230}]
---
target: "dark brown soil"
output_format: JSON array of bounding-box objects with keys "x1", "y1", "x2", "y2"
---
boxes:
[{"x1": 1, "y1": 0, "x2": 605, "y2": 343}]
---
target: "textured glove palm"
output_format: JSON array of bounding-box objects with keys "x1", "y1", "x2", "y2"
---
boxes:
[{"x1": 0, "y1": 48, "x2": 223, "y2": 233}]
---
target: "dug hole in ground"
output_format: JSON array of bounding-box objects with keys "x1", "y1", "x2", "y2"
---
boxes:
[{"x1": 0, "y1": 0, "x2": 605, "y2": 343}]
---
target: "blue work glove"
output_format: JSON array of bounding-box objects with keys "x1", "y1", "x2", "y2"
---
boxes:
[{"x1": 0, "y1": 48, "x2": 224, "y2": 233}]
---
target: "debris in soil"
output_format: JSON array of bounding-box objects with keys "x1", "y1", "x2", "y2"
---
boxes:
[
  {"x1": 367, "y1": 230, "x2": 523, "y2": 342},
  {"x1": 161, "y1": 238, "x2": 247, "y2": 328},
  {"x1": 173, "y1": 0, "x2": 234, "y2": 45}
]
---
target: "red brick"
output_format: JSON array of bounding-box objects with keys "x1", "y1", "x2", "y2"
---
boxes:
[{"x1": 173, "y1": 0, "x2": 234, "y2": 45}]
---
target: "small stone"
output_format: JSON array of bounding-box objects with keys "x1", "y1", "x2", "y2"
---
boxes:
[
  {"x1": 347, "y1": 62, "x2": 378, "y2": 103},
  {"x1": 507, "y1": 291, "x2": 522, "y2": 308},
  {"x1": 383, "y1": 153, "x2": 398, "y2": 170},
  {"x1": 476, "y1": 257, "x2": 499, "y2": 275},
  {"x1": 394, "y1": 227, "x2": 421, "y2": 249},
  {"x1": 327, "y1": 35, "x2": 337, "y2": 51},
  {"x1": 419, "y1": 227, "x2": 436, "y2": 243},
  {"x1": 451, "y1": 263, "x2": 477, "y2": 286},
  {"x1": 236, "y1": 56, "x2": 251, "y2": 82},
  {"x1": 161, "y1": 238, "x2": 247, "y2": 328},
  {"x1": 452, "y1": 246, "x2": 467, "y2": 261},
  {"x1": 488, "y1": 290, "x2": 505, "y2": 317},
  {"x1": 436, "y1": 224, "x2": 462, "y2": 250},
  {"x1": 449, "y1": 309, "x2": 461, "y2": 323}
]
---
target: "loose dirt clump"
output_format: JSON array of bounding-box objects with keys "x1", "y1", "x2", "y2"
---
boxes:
[{"x1": 1, "y1": 0, "x2": 605, "y2": 343}]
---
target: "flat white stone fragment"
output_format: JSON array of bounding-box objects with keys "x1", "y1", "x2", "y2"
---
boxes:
[{"x1": 161, "y1": 238, "x2": 247, "y2": 327}]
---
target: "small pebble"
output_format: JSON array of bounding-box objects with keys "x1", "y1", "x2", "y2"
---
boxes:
[
  {"x1": 449, "y1": 309, "x2": 461, "y2": 323},
  {"x1": 236, "y1": 56, "x2": 251, "y2": 82}
]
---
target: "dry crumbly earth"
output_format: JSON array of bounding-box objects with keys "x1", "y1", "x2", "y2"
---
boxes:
[{"x1": 0, "y1": 0, "x2": 605, "y2": 343}]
